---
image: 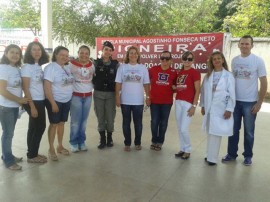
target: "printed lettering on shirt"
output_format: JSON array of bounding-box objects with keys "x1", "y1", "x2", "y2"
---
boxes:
[
  {"x1": 233, "y1": 65, "x2": 251, "y2": 80},
  {"x1": 176, "y1": 74, "x2": 187, "y2": 90},
  {"x1": 123, "y1": 70, "x2": 141, "y2": 82},
  {"x1": 156, "y1": 73, "x2": 169, "y2": 85}
]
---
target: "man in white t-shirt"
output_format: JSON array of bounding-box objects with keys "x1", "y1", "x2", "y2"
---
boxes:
[{"x1": 222, "y1": 35, "x2": 268, "y2": 166}]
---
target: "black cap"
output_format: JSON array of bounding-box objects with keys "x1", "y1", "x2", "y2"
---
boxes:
[{"x1": 103, "y1": 41, "x2": 114, "y2": 51}]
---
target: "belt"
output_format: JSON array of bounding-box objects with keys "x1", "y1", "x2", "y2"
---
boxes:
[{"x1": 73, "y1": 92, "x2": 92, "y2": 97}]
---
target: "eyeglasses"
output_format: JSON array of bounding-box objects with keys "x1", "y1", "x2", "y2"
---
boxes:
[
  {"x1": 182, "y1": 57, "x2": 193, "y2": 62},
  {"x1": 160, "y1": 57, "x2": 171, "y2": 61}
]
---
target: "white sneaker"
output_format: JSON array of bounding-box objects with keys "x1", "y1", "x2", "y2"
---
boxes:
[
  {"x1": 70, "y1": 144, "x2": 79, "y2": 153},
  {"x1": 79, "y1": 143, "x2": 88, "y2": 151}
]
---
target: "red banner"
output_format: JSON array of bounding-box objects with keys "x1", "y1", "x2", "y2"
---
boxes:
[{"x1": 96, "y1": 33, "x2": 224, "y2": 73}]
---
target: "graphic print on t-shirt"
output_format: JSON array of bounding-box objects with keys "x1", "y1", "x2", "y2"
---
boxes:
[
  {"x1": 176, "y1": 74, "x2": 187, "y2": 91},
  {"x1": 34, "y1": 69, "x2": 44, "y2": 82},
  {"x1": 123, "y1": 70, "x2": 141, "y2": 83},
  {"x1": 71, "y1": 67, "x2": 92, "y2": 84},
  {"x1": 156, "y1": 73, "x2": 169, "y2": 86},
  {"x1": 62, "y1": 68, "x2": 74, "y2": 86},
  {"x1": 233, "y1": 65, "x2": 251, "y2": 80}
]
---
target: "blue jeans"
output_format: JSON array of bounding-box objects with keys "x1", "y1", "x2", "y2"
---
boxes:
[
  {"x1": 228, "y1": 101, "x2": 257, "y2": 158},
  {"x1": 0, "y1": 106, "x2": 19, "y2": 167},
  {"x1": 121, "y1": 104, "x2": 144, "y2": 146},
  {"x1": 150, "y1": 104, "x2": 172, "y2": 145},
  {"x1": 70, "y1": 95, "x2": 92, "y2": 145}
]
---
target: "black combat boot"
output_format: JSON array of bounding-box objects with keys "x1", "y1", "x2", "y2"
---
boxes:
[
  {"x1": 97, "y1": 131, "x2": 106, "y2": 149},
  {"x1": 107, "y1": 132, "x2": 114, "y2": 147}
]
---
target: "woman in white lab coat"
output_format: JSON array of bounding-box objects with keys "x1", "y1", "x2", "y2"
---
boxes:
[{"x1": 200, "y1": 51, "x2": 235, "y2": 165}]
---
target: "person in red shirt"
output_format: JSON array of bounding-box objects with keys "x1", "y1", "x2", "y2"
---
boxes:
[
  {"x1": 174, "y1": 51, "x2": 201, "y2": 159},
  {"x1": 149, "y1": 51, "x2": 177, "y2": 151}
]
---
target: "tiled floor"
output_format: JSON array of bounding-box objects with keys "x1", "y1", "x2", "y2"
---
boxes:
[{"x1": 0, "y1": 103, "x2": 270, "y2": 202}]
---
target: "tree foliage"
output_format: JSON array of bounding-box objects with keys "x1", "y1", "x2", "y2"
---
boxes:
[
  {"x1": 1, "y1": 0, "x2": 269, "y2": 45},
  {"x1": 0, "y1": 0, "x2": 40, "y2": 35},
  {"x1": 224, "y1": 0, "x2": 270, "y2": 36}
]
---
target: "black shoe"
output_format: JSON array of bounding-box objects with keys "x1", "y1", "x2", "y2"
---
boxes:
[
  {"x1": 175, "y1": 151, "x2": 184, "y2": 158},
  {"x1": 204, "y1": 158, "x2": 216, "y2": 166},
  {"x1": 98, "y1": 131, "x2": 106, "y2": 150},
  {"x1": 208, "y1": 162, "x2": 216, "y2": 166},
  {"x1": 107, "y1": 132, "x2": 114, "y2": 147}
]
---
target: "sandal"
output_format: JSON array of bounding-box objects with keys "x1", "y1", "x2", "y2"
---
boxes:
[
  {"x1": 48, "y1": 150, "x2": 58, "y2": 161},
  {"x1": 124, "y1": 146, "x2": 131, "y2": 152},
  {"x1": 38, "y1": 154, "x2": 47, "y2": 160},
  {"x1": 57, "y1": 147, "x2": 70, "y2": 155},
  {"x1": 175, "y1": 151, "x2": 184, "y2": 158},
  {"x1": 135, "y1": 145, "x2": 142, "y2": 150},
  {"x1": 154, "y1": 145, "x2": 162, "y2": 151},
  {"x1": 27, "y1": 156, "x2": 47, "y2": 163},
  {"x1": 150, "y1": 144, "x2": 156, "y2": 150},
  {"x1": 181, "y1": 153, "x2": 191, "y2": 160}
]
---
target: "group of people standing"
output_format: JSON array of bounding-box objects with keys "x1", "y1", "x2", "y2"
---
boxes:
[{"x1": 0, "y1": 35, "x2": 267, "y2": 171}]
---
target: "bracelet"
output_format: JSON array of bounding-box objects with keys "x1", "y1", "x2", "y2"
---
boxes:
[
  {"x1": 146, "y1": 96, "x2": 150, "y2": 99},
  {"x1": 192, "y1": 104, "x2": 197, "y2": 108}
]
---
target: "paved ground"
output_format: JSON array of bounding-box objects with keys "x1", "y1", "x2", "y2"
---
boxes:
[{"x1": 0, "y1": 102, "x2": 270, "y2": 202}]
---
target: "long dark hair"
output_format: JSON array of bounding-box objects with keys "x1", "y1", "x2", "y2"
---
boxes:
[
  {"x1": 0, "y1": 44, "x2": 22, "y2": 67},
  {"x1": 23, "y1": 41, "x2": 49, "y2": 66},
  {"x1": 207, "y1": 51, "x2": 229, "y2": 77}
]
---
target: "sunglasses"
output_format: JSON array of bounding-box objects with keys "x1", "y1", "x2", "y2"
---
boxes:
[
  {"x1": 182, "y1": 57, "x2": 193, "y2": 62},
  {"x1": 160, "y1": 57, "x2": 171, "y2": 61}
]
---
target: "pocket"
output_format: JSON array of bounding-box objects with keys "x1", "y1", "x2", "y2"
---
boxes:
[{"x1": 209, "y1": 114, "x2": 233, "y2": 136}]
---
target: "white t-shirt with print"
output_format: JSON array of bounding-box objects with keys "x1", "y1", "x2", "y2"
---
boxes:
[
  {"x1": 115, "y1": 63, "x2": 150, "y2": 105},
  {"x1": 44, "y1": 62, "x2": 74, "y2": 103},
  {"x1": 21, "y1": 63, "x2": 45, "y2": 100},
  {"x1": 70, "y1": 61, "x2": 95, "y2": 93},
  {"x1": 0, "y1": 64, "x2": 22, "y2": 107},
  {"x1": 232, "y1": 53, "x2": 267, "y2": 102}
]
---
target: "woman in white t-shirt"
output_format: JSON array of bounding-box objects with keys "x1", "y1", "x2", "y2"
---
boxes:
[
  {"x1": 21, "y1": 41, "x2": 49, "y2": 163},
  {"x1": 0, "y1": 44, "x2": 29, "y2": 170},
  {"x1": 115, "y1": 46, "x2": 150, "y2": 151},
  {"x1": 44, "y1": 46, "x2": 74, "y2": 161}
]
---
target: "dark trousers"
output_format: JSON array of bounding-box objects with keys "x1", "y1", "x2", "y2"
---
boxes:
[
  {"x1": 24, "y1": 101, "x2": 46, "y2": 158},
  {"x1": 150, "y1": 104, "x2": 172, "y2": 145},
  {"x1": 121, "y1": 104, "x2": 144, "y2": 146}
]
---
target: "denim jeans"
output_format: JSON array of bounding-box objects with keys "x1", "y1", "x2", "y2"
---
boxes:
[
  {"x1": 0, "y1": 106, "x2": 19, "y2": 167},
  {"x1": 228, "y1": 101, "x2": 257, "y2": 158},
  {"x1": 150, "y1": 104, "x2": 172, "y2": 145},
  {"x1": 121, "y1": 104, "x2": 144, "y2": 146},
  {"x1": 69, "y1": 95, "x2": 92, "y2": 145},
  {"x1": 23, "y1": 101, "x2": 46, "y2": 158}
]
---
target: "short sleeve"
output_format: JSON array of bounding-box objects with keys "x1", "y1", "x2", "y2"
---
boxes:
[
  {"x1": 21, "y1": 64, "x2": 32, "y2": 78},
  {"x1": 44, "y1": 64, "x2": 54, "y2": 82}
]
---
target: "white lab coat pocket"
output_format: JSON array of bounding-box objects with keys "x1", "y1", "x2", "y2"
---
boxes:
[{"x1": 209, "y1": 114, "x2": 233, "y2": 136}]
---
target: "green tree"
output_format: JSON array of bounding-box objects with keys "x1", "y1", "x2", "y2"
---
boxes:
[
  {"x1": 159, "y1": 0, "x2": 220, "y2": 34},
  {"x1": 0, "y1": 0, "x2": 40, "y2": 35},
  {"x1": 224, "y1": 0, "x2": 270, "y2": 36},
  {"x1": 213, "y1": 0, "x2": 239, "y2": 31}
]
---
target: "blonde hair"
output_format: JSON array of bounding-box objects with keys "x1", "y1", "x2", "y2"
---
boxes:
[
  {"x1": 206, "y1": 51, "x2": 229, "y2": 77},
  {"x1": 124, "y1": 46, "x2": 140, "y2": 64}
]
